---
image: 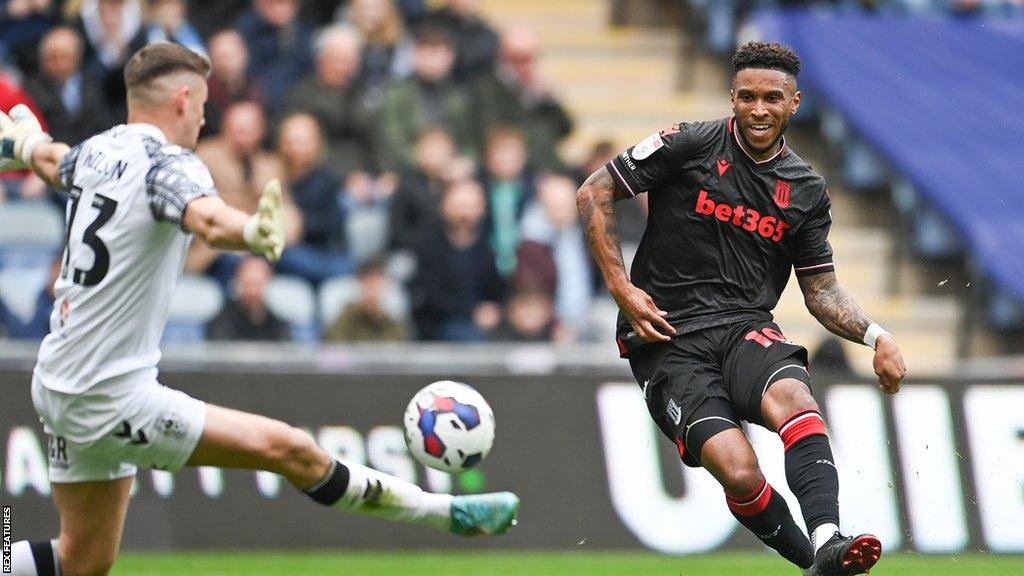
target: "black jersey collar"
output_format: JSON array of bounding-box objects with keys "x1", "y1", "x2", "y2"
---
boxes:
[{"x1": 729, "y1": 116, "x2": 787, "y2": 170}]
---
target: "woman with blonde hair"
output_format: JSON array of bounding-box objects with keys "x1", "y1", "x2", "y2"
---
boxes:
[{"x1": 338, "y1": 0, "x2": 413, "y2": 104}]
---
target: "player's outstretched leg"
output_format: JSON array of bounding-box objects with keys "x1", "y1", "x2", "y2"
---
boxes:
[
  {"x1": 187, "y1": 404, "x2": 519, "y2": 536},
  {"x1": 699, "y1": 427, "x2": 814, "y2": 570},
  {"x1": 762, "y1": 378, "x2": 880, "y2": 576}
]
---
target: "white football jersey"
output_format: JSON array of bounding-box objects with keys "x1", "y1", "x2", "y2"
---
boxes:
[{"x1": 33, "y1": 123, "x2": 217, "y2": 394}]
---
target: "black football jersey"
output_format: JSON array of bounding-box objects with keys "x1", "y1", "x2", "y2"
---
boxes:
[{"x1": 606, "y1": 117, "x2": 834, "y2": 356}]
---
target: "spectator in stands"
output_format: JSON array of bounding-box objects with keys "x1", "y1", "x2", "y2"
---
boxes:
[
  {"x1": 574, "y1": 139, "x2": 616, "y2": 186},
  {"x1": 323, "y1": 257, "x2": 407, "y2": 342},
  {"x1": 204, "y1": 30, "x2": 262, "y2": 138},
  {"x1": 476, "y1": 27, "x2": 573, "y2": 171},
  {"x1": 76, "y1": 0, "x2": 144, "y2": 121},
  {"x1": 809, "y1": 336, "x2": 855, "y2": 376},
  {"x1": 191, "y1": 101, "x2": 302, "y2": 283},
  {"x1": 520, "y1": 174, "x2": 593, "y2": 342},
  {"x1": 26, "y1": 26, "x2": 112, "y2": 148},
  {"x1": 206, "y1": 257, "x2": 291, "y2": 341},
  {"x1": 341, "y1": 168, "x2": 396, "y2": 264},
  {"x1": 575, "y1": 139, "x2": 648, "y2": 244},
  {"x1": 275, "y1": 112, "x2": 354, "y2": 284},
  {"x1": 411, "y1": 178, "x2": 504, "y2": 341},
  {"x1": 388, "y1": 126, "x2": 473, "y2": 251},
  {"x1": 379, "y1": 25, "x2": 476, "y2": 171},
  {"x1": 479, "y1": 127, "x2": 535, "y2": 277},
  {"x1": 338, "y1": 0, "x2": 414, "y2": 106},
  {"x1": 235, "y1": 0, "x2": 314, "y2": 114},
  {"x1": 425, "y1": 0, "x2": 498, "y2": 83},
  {"x1": 0, "y1": 0, "x2": 60, "y2": 74},
  {"x1": 283, "y1": 25, "x2": 378, "y2": 177},
  {"x1": 188, "y1": 0, "x2": 249, "y2": 39},
  {"x1": 491, "y1": 286, "x2": 556, "y2": 342},
  {"x1": 0, "y1": 65, "x2": 48, "y2": 201},
  {"x1": 395, "y1": 0, "x2": 429, "y2": 25},
  {"x1": 128, "y1": 0, "x2": 206, "y2": 58}
]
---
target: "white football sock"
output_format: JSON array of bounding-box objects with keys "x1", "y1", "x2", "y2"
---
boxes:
[
  {"x1": 333, "y1": 460, "x2": 452, "y2": 531},
  {"x1": 812, "y1": 523, "x2": 839, "y2": 554}
]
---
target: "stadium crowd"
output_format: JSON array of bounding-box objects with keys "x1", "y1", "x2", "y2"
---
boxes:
[
  {"x1": 0, "y1": 0, "x2": 639, "y2": 344},
  {"x1": 5, "y1": 0, "x2": 1018, "y2": 347}
]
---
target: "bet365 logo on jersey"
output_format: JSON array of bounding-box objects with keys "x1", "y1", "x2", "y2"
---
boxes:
[{"x1": 694, "y1": 189, "x2": 790, "y2": 242}]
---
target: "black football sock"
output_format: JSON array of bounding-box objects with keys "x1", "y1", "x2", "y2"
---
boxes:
[
  {"x1": 779, "y1": 410, "x2": 841, "y2": 546},
  {"x1": 727, "y1": 479, "x2": 814, "y2": 568},
  {"x1": 302, "y1": 459, "x2": 451, "y2": 530},
  {"x1": 10, "y1": 539, "x2": 61, "y2": 576},
  {"x1": 303, "y1": 459, "x2": 351, "y2": 506}
]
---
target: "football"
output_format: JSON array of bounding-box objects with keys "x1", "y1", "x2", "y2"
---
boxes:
[{"x1": 404, "y1": 380, "x2": 495, "y2": 473}]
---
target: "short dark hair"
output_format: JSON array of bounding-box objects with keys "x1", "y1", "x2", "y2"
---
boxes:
[
  {"x1": 732, "y1": 41, "x2": 801, "y2": 78},
  {"x1": 124, "y1": 43, "x2": 210, "y2": 93},
  {"x1": 413, "y1": 24, "x2": 452, "y2": 48},
  {"x1": 357, "y1": 256, "x2": 388, "y2": 278}
]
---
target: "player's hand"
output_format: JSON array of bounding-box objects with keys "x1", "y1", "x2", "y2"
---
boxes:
[
  {"x1": 612, "y1": 283, "x2": 676, "y2": 343},
  {"x1": 873, "y1": 334, "x2": 906, "y2": 394},
  {"x1": 0, "y1": 104, "x2": 52, "y2": 171},
  {"x1": 243, "y1": 178, "x2": 285, "y2": 263}
]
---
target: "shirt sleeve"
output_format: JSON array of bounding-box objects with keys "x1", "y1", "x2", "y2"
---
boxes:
[
  {"x1": 793, "y1": 185, "x2": 835, "y2": 277},
  {"x1": 56, "y1": 143, "x2": 83, "y2": 192},
  {"x1": 604, "y1": 121, "x2": 701, "y2": 197},
  {"x1": 145, "y1": 146, "x2": 219, "y2": 228}
]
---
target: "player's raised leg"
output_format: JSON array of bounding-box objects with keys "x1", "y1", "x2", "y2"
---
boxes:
[
  {"x1": 187, "y1": 404, "x2": 519, "y2": 536},
  {"x1": 695, "y1": 422, "x2": 814, "y2": 569},
  {"x1": 762, "y1": 377, "x2": 881, "y2": 576},
  {"x1": 10, "y1": 477, "x2": 133, "y2": 576}
]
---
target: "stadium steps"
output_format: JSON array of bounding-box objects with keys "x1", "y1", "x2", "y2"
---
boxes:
[{"x1": 480, "y1": 0, "x2": 730, "y2": 162}]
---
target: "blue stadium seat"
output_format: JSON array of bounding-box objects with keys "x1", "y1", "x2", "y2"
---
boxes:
[
  {"x1": 0, "y1": 265, "x2": 50, "y2": 325},
  {"x1": 841, "y1": 136, "x2": 889, "y2": 191},
  {"x1": 0, "y1": 202, "x2": 64, "y2": 270},
  {"x1": 346, "y1": 206, "x2": 389, "y2": 264},
  {"x1": 318, "y1": 275, "x2": 410, "y2": 329},
  {"x1": 265, "y1": 274, "x2": 318, "y2": 343},
  {"x1": 986, "y1": 285, "x2": 1024, "y2": 333},
  {"x1": 165, "y1": 275, "x2": 224, "y2": 344}
]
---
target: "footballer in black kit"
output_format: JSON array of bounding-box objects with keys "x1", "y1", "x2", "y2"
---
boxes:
[{"x1": 577, "y1": 42, "x2": 907, "y2": 576}]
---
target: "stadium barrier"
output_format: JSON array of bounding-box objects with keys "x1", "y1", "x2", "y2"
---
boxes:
[{"x1": 1, "y1": 344, "x2": 1021, "y2": 553}]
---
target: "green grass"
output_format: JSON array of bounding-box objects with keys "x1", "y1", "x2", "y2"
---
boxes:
[{"x1": 111, "y1": 551, "x2": 1024, "y2": 576}]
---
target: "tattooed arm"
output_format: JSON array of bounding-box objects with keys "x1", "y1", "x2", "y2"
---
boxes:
[
  {"x1": 577, "y1": 166, "x2": 675, "y2": 342},
  {"x1": 797, "y1": 271, "x2": 872, "y2": 342},
  {"x1": 798, "y1": 271, "x2": 907, "y2": 393}
]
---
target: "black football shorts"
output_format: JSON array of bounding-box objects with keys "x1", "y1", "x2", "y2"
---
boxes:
[{"x1": 627, "y1": 318, "x2": 811, "y2": 467}]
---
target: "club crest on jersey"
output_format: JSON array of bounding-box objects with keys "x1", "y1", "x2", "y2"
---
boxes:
[
  {"x1": 631, "y1": 132, "x2": 665, "y2": 160},
  {"x1": 774, "y1": 180, "x2": 791, "y2": 208}
]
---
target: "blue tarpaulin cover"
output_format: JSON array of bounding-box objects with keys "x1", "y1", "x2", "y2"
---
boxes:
[{"x1": 754, "y1": 11, "x2": 1024, "y2": 302}]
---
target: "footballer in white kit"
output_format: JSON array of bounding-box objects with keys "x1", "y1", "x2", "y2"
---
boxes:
[
  {"x1": 32, "y1": 122, "x2": 218, "y2": 482},
  {"x1": 2, "y1": 43, "x2": 517, "y2": 576}
]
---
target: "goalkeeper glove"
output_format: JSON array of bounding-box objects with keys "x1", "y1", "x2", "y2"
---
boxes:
[
  {"x1": 243, "y1": 178, "x2": 286, "y2": 263},
  {"x1": 0, "y1": 104, "x2": 52, "y2": 171}
]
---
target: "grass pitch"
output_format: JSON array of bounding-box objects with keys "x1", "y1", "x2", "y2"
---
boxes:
[{"x1": 112, "y1": 551, "x2": 1023, "y2": 575}]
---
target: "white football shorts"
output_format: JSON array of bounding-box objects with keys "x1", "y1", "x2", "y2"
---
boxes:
[{"x1": 31, "y1": 373, "x2": 207, "y2": 483}]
